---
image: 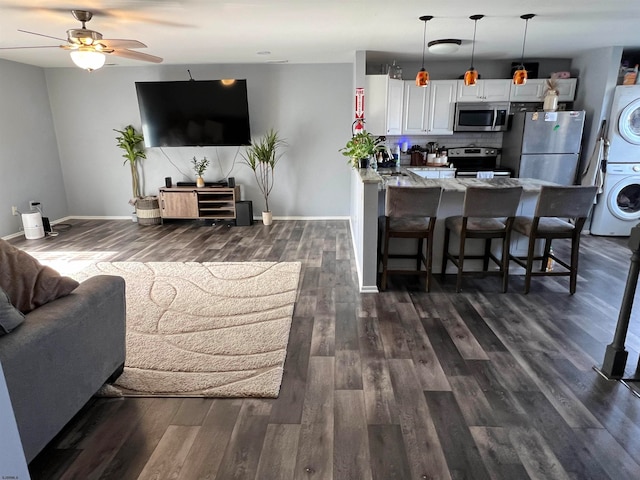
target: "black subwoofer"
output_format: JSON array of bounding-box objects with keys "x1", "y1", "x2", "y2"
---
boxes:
[{"x1": 235, "y1": 201, "x2": 253, "y2": 226}]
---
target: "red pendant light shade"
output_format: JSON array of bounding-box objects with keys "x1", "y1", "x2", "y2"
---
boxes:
[
  {"x1": 415, "y1": 15, "x2": 433, "y2": 87},
  {"x1": 464, "y1": 15, "x2": 484, "y2": 87},
  {"x1": 513, "y1": 14, "x2": 535, "y2": 86}
]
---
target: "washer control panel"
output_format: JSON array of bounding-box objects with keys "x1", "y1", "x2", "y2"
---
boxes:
[{"x1": 607, "y1": 163, "x2": 640, "y2": 175}]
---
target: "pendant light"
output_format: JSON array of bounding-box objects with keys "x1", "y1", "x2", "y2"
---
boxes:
[
  {"x1": 513, "y1": 14, "x2": 535, "y2": 85},
  {"x1": 415, "y1": 15, "x2": 433, "y2": 87},
  {"x1": 464, "y1": 14, "x2": 484, "y2": 87}
]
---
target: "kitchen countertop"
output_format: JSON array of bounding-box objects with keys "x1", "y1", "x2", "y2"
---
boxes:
[{"x1": 359, "y1": 167, "x2": 558, "y2": 192}]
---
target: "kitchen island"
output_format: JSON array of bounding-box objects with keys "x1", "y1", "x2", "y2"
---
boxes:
[{"x1": 349, "y1": 167, "x2": 558, "y2": 292}]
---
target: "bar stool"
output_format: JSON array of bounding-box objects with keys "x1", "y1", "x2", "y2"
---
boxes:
[
  {"x1": 378, "y1": 185, "x2": 443, "y2": 291},
  {"x1": 442, "y1": 186, "x2": 523, "y2": 293},
  {"x1": 509, "y1": 185, "x2": 598, "y2": 294}
]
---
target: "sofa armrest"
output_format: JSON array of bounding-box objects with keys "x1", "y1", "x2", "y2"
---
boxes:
[{"x1": 0, "y1": 274, "x2": 126, "y2": 462}]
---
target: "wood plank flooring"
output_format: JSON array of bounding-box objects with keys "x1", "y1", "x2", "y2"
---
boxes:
[{"x1": 9, "y1": 218, "x2": 640, "y2": 480}]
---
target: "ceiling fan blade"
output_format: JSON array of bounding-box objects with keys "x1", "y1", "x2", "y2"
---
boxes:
[
  {"x1": 17, "y1": 29, "x2": 67, "y2": 42},
  {"x1": 100, "y1": 39, "x2": 147, "y2": 49},
  {"x1": 107, "y1": 49, "x2": 163, "y2": 63},
  {"x1": 0, "y1": 45, "x2": 61, "y2": 50}
]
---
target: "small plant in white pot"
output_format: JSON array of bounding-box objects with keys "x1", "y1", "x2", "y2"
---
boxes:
[{"x1": 242, "y1": 129, "x2": 287, "y2": 226}]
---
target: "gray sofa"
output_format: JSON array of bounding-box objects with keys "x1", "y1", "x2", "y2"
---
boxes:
[{"x1": 0, "y1": 274, "x2": 126, "y2": 463}]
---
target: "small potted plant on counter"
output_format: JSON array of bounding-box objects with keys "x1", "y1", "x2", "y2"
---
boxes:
[
  {"x1": 192, "y1": 156, "x2": 210, "y2": 188},
  {"x1": 242, "y1": 129, "x2": 287, "y2": 226},
  {"x1": 340, "y1": 131, "x2": 382, "y2": 169}
]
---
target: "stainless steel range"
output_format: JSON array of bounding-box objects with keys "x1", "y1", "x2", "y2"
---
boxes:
[{"x1": 448, "y1": 147, "x2": 512, "y2": 178}]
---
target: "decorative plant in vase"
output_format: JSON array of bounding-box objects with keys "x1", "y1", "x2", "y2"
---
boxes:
[
  {"x1": 114, "y1": 125, "x2": 146, "y2": 201},
  {"x1": 114, "y1": 125, "x2": 160, "y2": 225},
  {"x1": 192, "y1": 156, "x2": 210, "y2": 187},
  {"x1": 242, "y1": 129, "x2": 287, "y2": 226},
  {"x1": 339, "y1": 131, "x2": 382, "y2": 169},
  {"x1": 543, "y1": 73, "x2": 560, "y2": 112}
]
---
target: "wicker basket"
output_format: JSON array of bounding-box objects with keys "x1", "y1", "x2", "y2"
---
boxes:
[{"x1": 135, "y1": 196, "x2": 161, "y2": 226}]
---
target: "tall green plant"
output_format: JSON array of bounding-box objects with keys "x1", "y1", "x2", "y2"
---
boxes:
[
  {"x1": 114, "y1": 125, "x2": 146, "y2": 200},
  {"x1": 242, "y1": 129, "x2": 287, "y2": 213}
]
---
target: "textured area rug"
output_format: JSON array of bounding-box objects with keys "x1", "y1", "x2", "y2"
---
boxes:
[{"x1": 73, "y1": 261, "x2": 301, "y2": 398}]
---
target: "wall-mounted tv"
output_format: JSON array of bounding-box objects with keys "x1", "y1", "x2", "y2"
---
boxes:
[{"x1": 135, "y1": 79, "x2": 251, "y2": 147}]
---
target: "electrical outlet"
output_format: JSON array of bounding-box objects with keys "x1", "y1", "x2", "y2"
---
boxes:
[
  {"x1": 11, "y1": 206, "x2": 18, "y2": 216},
  {"x1": 29, "y1": 200, "x2": 39, "y2": 210}
]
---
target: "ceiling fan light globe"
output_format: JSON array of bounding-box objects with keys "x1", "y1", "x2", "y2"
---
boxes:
[
  {"x1": 416, "y1": 68, "x2": 429, "y2": 87},
  {"x1": 70, "y1": 48, "x2": 106, "y2": 71}
]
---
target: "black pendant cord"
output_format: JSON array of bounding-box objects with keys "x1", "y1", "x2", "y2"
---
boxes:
[
  {"x1": 469, "y1": 14, "x2": 483, "y2": 70},
  {"x1": 519, "y1": 14, "x2": 535, "y2": 67},
  {"x1": 420, "y1": 19, "x2": 427, "y2": 68}
]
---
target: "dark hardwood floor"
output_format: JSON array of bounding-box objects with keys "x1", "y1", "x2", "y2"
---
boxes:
[{"x1": 9, "y1": 218, "x2": 640, "y2": 480}]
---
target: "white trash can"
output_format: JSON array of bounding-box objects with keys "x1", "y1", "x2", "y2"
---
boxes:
[{"x1": 22, "y1": 212, "x2": 45, "y2": 239}]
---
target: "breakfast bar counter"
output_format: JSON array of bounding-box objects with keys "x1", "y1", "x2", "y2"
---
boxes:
[{"x1": 350, "y1": 167, "x2": 557, "y2": 292}]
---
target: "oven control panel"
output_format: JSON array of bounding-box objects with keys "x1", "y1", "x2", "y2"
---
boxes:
[{"x1": 449, "y1": 147, "x2": 498, "y2": 157}]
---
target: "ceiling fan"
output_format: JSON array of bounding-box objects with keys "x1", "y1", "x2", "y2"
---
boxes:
[{"x1": 0, "y1": 9, "x2": 163, "y2": 71}]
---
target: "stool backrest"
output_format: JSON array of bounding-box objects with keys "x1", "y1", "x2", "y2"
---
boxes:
[
  {"x1": 534, "y1": 186, "x2": 598, "y2": 218},
  {"x1": 462, "y1": 186, "x2": 523, "y2": 218},
  {"x1": 385, "y1": 186, "x2": 442, "y2": 218}
]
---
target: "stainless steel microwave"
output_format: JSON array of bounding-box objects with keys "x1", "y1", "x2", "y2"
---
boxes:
[{"x1": 454, "y1": 102, "x2": 510, "y2": 132}]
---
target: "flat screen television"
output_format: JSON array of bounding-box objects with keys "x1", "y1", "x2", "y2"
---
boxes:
[{"x1": 135, "y1": 79, "x2": 251, "y2": 147}]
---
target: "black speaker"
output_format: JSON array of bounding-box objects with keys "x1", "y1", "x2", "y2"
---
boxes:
[
  {"x1": 235, "y1": 201, "x2": 253, "y2": 226},
  {"x1": 165, "y1": 177, "x2": 172, "y2": 188},
  {"x1": 227, "y1": 177, "x2": 236, "y2": 188}
]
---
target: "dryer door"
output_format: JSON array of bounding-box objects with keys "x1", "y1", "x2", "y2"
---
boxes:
[
  {"x1": 619, "y1": 98, "x2": 640, "y2": 145},
  {"x1": 608, "y1": 176, "x2": 640, "y2": 221}
]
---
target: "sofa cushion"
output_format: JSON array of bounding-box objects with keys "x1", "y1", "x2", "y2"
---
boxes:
[
  {"x1": 0, "y1": 287, "x2": 24, "y2": 335},
  {"x1": 0, "y1": 239, "x2": 79, "y2": 314}
]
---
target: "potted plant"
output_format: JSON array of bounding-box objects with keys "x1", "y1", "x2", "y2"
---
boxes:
[
  {"x1": 339, "y1": 131, "x2": 382, "y2": 169},
  {"x1": 114, "y1": 125, "x2": 160, "y2": 225},
  {"x1": 242, "y1": 129, "x2": 287, "y2": 226},
  {"x1": 192, "y1": 156, "x2": 210, "y2": 188}
]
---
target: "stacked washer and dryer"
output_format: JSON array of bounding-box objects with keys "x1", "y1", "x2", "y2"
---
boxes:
[{"x1": 591, "y1": 85, "x2": 640, "y2": 236}]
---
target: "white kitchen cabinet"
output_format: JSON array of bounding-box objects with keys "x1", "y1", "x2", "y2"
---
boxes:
[
  {"x1": 365, "y1": 75, "x2": 404, "y2": 136},
  {"x1": 509, "y1": 78, "x2": 577, "y2": 102},
  {"x1": 402, "y1": 80, "x2": 458, "y2": 135},
  {"x1": 456, "y1": 79, "x2": 512, "y2": 102}
]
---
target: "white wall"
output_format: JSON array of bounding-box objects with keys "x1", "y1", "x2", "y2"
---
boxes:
[
  {"x1": 44, "y1": 63, "x2": 353, "y2": 218},
  {"x1": 571, "y1": 46, "x2": 624, "y2": 178},
  {"x1": 0, "y1": 59, "x2": 68, "y2": 237}
]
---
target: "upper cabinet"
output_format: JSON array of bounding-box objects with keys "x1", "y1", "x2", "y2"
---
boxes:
[
  {"x1": 403, "y1": 80, "x2": 458, "y2": 135},
  {"x1": 509, "y1": 78, "x2": 577, "y2": 102},
  {"x1": 365, "y1": 75, "x2": 404, "y2": 136},
  {"x1": 456, "y1": 79, "x2": 512, "y2": 102}
]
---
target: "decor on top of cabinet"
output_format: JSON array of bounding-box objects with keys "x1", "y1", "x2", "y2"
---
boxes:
[
  {"x1": 242, "y1": 129, "x2": 287, "y2": 226},
  {"x1": 339, "y1": 131, "x2": 382, "y2": 169},
  {"x1": 114, "y1": 125, "x2": 160, "y2": 225},
  {"x1": 543, "y1": 73, "x2": 560, "y2": 112},
  {"x1": 191, "y1": 156, "x2": 210, "y2": 188}
]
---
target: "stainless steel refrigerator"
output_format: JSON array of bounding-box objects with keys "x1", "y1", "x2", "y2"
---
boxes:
[{"x1": 501, "y1": 110, "x2": 586, "y2": 185}]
